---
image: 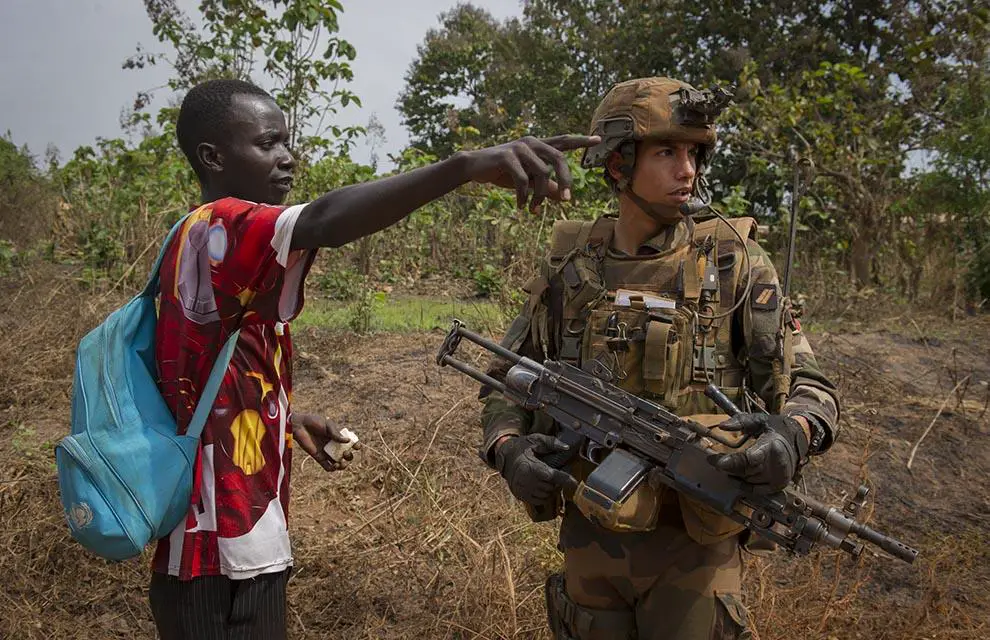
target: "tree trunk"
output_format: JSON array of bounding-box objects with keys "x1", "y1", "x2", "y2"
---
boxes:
[
  {"x1": 357, "y1": 235, "x2": 374, "y2": 276},
  {"x1": 850, "y1": 233, "x2": 874, "y2": 287}
]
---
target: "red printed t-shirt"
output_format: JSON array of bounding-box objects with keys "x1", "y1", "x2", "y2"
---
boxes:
[{"x1": 153, "y1": 197, "x2": 315, "y2": 580}]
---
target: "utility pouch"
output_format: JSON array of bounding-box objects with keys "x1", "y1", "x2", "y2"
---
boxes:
[
  {"x1": 554, "y1": 259, "x2": 602, "y2": 312},
  {"x1": 572, "y1": 449, "x2": 659, "y2": 532},
  {"x1": 643, "y1": 306, "x2": 695, "y2": 408},
  {"x1": 580, "y1": 308, "x2": 648, "y2": 388},
  {"x1": 550, "y1": 257, "x2": 605, "y2": 365}
]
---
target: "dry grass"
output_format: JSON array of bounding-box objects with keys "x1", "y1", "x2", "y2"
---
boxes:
[{"x1": 1, "y1": 258, "x2": 989, "y2": 639}]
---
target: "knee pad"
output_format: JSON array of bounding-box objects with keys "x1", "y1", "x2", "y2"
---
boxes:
[{"x1": 544, "y1": 573, "x2": 637, "y2": 640}]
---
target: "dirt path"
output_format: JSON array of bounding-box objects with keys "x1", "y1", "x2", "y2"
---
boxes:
[{"x1": 1, "y1": 318, "x2": 988, "y2": 639}]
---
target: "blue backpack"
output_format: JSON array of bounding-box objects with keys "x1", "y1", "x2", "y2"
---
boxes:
[{"x1": 56, "y1": 215, "x2": 240, "y2": 561}]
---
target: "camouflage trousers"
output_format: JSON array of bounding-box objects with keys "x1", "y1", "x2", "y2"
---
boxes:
[{"x1": 546, "y1": 500, "x2": 751, "y2": 640}]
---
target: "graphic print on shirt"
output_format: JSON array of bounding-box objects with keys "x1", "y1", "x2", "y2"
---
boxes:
[{"x1": 153, "y1": 198, "x2": 312, "y2": 580}]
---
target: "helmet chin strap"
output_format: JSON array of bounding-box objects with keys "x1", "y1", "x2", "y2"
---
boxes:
[
  {"x1": 622, "y1": 186, "x2": 687, "y2": 225},
  {"x1": 615, "y1": 143, "x2": 709, "y2": 224}
]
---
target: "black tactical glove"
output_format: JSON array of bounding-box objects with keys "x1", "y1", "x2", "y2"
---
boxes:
[
  {"x1": 494, "y1": 434, "x2": 579, "y2": 505},
  {"x1": 709, "y1": 413, "x2": 809, "y2": 494}
]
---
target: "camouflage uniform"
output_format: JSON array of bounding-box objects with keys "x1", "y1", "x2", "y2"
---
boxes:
[{"x1": 479, "y1": 78, "x2": 840, "y2": 640}]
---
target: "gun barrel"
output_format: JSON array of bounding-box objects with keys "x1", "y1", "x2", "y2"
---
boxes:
[
  {"x1": 439, "y1": 354, "x2": 507, "y2": 395},
  {"x1": 792, "y1": 491, "x2": 918, "y2": 564},
  {"x1": 851, "y1": 521, "x2": 919, "y2": 564},
  {"x1": 455, "y1": 324, "x2": 526, "y2": 366}
]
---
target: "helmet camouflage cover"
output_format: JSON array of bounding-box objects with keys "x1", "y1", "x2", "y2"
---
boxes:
[{"x1": 580, "y1": 77, "x2": 732, "y2": 170}]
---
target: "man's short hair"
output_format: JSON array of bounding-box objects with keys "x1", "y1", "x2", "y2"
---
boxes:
[{"x1": 176, "y1": 79, "x2": 274, "y2": 180}]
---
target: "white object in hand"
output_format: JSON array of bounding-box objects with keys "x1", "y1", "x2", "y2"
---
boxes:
[{"x1": 323, "y1": 428, "x2": 359, "y2": 463}]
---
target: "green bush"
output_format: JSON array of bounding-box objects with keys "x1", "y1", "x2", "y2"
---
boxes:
[
  {"x1": 346, "y1": 289, "x2": 387, "y2": 334},
  {"x1": 472, "y1": 263, "x2": 501, "y2": 298},
  {"x1": 0, "y1": 240, "x2": 18, "y2": 275},
  {"x1": 315, "y1": 267, "x2": 367, "y2": 301},
  {"x1": 968, "y1": 244, "x2": 990, "y2": 306}
]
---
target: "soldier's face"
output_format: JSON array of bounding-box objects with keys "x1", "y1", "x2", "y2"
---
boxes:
[{"x1": 629, "y1": 140, "x2": 698, "y2": 213}]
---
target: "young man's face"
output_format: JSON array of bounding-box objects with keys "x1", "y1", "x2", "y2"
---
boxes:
[
  {"x1": 629, "y1": 139, "x2": 698, "y2": 208},
  {"x1": 210, "y1": 94, "x2": 296, "y2": 205}
]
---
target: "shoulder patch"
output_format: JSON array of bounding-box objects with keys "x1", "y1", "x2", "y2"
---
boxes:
[{"x1": 751, "y1": 283, "x2": 779, "y2": 310}]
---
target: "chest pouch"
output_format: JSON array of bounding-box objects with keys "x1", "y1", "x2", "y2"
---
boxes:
[
  {"x1": 579, "y1": 301, "x2": 697, "y2": 411},
  {"x1": 555, "y1": 258, "x2": 605, "y2": 363},
  {"x1": 643, "y1": 306, "x2": 696, "y2": 408},
  {"x1": 580, "y1": 307, "x2": 647, "y2": 389}
]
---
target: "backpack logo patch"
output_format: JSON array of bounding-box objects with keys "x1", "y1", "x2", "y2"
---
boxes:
[{"x1": 68, "y1": 502, "x2": 93, "y2": 530}]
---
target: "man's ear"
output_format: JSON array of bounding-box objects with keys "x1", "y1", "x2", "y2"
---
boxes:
[
  {"x1": 196, "y1": 142, "x2": 223, "y2": 175},
  {"x1": 606, "y1": 150, "x2": 627, "y2": 183}
]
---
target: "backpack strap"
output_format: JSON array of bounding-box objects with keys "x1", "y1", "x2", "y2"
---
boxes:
[
  {"x1": 141, "y1": 213, "x2": 193, "y2": 299},
  {"x1": 186, "y1": 329, "x2": 240, "y2": 441}
]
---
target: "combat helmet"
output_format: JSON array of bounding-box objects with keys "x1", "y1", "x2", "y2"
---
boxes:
[{"x1": 580, "y1": 77, "x2": 731, "y2": 196}]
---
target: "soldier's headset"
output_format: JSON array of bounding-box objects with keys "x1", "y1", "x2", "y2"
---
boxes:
[{"x1": 679, "y1": 199, "x2": 756, "y2": 322}]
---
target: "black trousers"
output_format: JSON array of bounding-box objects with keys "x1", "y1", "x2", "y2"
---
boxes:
[{"x1": 149, "y1": 569, "x2": 290, "y2": 640}]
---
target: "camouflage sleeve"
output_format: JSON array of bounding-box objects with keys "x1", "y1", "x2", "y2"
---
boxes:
[
  {"x1": 478, "y1": 272, "x2": 551, "y2": 467},
  {"x1": 737, "y1": 240, "x2": 841, "y2": 452}
]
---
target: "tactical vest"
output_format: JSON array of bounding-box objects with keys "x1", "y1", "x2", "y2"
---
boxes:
[
  {"x1": 537, "y1": 214, "x2": 767, "y2": 543},
  {"x1": 544, "y1": 214, "x2": 758, "y2": 414}
]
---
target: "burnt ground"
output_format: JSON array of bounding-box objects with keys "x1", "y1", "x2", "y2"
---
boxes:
[{"x1": 1, "y1": 274, "x2": 988, "y2": 638}]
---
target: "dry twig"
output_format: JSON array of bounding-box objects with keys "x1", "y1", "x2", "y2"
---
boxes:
[{"x1": 907, "y1": 375, "x2": 971, "y2": 470}]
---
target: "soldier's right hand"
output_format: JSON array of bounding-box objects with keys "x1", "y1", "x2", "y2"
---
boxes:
[
  {"x1": 459, "y1": 135, "x2": 600, "y2": 214},
  {"x1": 494, "y1": 434, "x2": 578, "y2": 505}
]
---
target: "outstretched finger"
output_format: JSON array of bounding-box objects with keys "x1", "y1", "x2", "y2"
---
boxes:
[
  {"x1": 530, "y1": 434, "x2": 571, "y2": 455},
  {"x1": 540, "y1": 134, "x2": 601, "y2": 152}
]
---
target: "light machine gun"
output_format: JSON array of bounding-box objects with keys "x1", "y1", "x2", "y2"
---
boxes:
[{"x1": 437, "y1": 320, "x2": 918, "y2": 564}]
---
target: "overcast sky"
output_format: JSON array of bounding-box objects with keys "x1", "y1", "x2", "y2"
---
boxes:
[{"x1": 0, "y1": 0, "x2": 522, "y2": 169}]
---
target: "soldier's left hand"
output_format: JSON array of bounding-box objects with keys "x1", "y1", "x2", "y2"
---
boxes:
[
  {"x1": 291, "y1": 412, "x2": 363, "y2": 472},
  {"x1": 708, "y1": 413, "x2": 808, "y2": 493}
]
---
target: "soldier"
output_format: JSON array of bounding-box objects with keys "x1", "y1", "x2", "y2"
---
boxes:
[{"x1": 479, "y1": 77, "x2": 840, "y2": 639}]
